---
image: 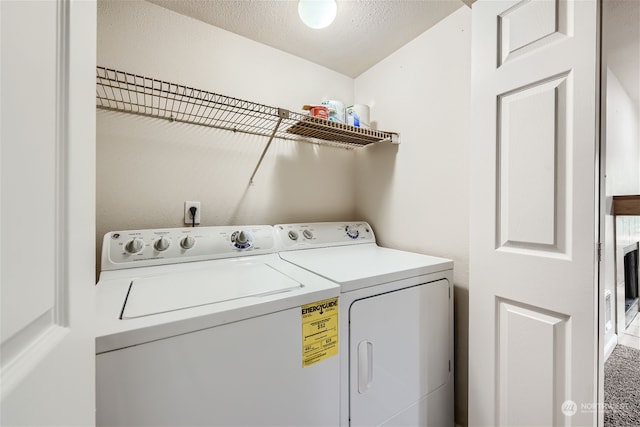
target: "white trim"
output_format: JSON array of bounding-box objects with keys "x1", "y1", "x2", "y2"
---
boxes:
[
  {"x1": 604, "y1": 333, "x2": 618, "y2": 361},
  {"x1": 54, "y1": 0, "x2": 70, "y2": 328}
]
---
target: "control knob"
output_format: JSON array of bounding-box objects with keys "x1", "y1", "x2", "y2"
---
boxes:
[
  {"x1": 124, "y1": 237, "x2": 144, "y2": 254},
  {"x1": 154, "y1": 236, "x2": 171, "y2": 252},
  {"x1": 180, "y1": 235, "x2": 196, "y2": 250},
  {"x1": 345, "y1": 225, "x2": 359, "y2": 239},
  {"x1": 303, "y1": 229, "x2": 314, "y2": 239},
  {"x1": 288, "y1": 230, "x2": 299, "y2": 241},
  {"x1": 231, "y1": 230, "x2": 253, "y2": 250}
]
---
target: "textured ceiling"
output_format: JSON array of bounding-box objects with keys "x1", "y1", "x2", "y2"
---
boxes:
[{"x1": 146, "y1": 0, "x2": 468, "y2": 77}]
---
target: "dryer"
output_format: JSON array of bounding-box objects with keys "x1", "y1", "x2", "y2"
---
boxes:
[
  {"x1": 275, "y1": 222, "x2": 454, "y2": 427},
  {"x1": 95, "y1": 225, "x2": 340, "y2": 426}
]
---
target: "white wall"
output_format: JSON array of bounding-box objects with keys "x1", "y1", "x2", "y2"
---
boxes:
[
  {"x1": 353, "y1": 7, "x2": 471, "y2": 425},
  {"x1": 97, "y1": 0, "x2": 358, "y2": 270},
  {"x1": 606, "y1": 70, "x2": 640, "y2": 196}
]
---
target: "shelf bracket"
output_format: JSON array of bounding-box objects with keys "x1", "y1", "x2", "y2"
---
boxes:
[
  {"x1": 249, "y1": 108, "x2": 289, "y2": 184},
  {"x1": 381, "y1": 133, "x2": 400, "y2": 144}
]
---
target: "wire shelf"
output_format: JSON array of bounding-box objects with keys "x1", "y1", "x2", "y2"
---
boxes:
[
  {"x1": 96, "y1": 66, "x2": 399, "y2": 182},
  {"x1": 96, "y1": 66, "x2": 398, "y2": 149}
]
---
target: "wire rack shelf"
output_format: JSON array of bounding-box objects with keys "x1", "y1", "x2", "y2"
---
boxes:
[{"x1": 96, "y1": 66, "x2": 399, "y2": 181}]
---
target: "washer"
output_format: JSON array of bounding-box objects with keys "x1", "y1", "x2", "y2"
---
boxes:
[
  {"x1": 275, "y1": 222, "x2": 454, "y2": 427},
  {"x1": 95, "y1": 225, "x2": 340, "y2": 426}
]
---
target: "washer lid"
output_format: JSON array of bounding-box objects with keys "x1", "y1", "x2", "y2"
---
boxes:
[
  {"x1": 279, "y1": 244, "x2": 452, "y2": 292},
  {"x1": 121, "y1": 262, "x2": 301, "y2": 318}
]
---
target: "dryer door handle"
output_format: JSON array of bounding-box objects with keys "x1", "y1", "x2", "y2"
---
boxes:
[{"x1": 358, "y1": 340, "x2": 373, "y2": 394}]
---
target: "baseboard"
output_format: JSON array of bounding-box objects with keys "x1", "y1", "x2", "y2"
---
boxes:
[{"x1": 604, "y1": 333, "x2": 618, "y2": 361}]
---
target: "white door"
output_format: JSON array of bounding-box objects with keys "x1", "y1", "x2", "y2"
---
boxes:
[
  {"x1": 1, "y1": 1, "x2": 96, "y2": 425},
  {"x1": 469, "y1": 0, "x2": 600, "y2": 426},
  {"x1": 349, "y1": 280, "x2": 450, "y2": 426}
]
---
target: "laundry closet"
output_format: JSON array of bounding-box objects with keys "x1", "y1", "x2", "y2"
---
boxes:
[{"x1": 96, "y1": 1, "x2": 471, "y2": 423}]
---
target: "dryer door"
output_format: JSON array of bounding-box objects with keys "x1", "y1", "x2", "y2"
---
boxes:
[{"x1": 349, "y1": 279, "x2": 450, "y2": 426}]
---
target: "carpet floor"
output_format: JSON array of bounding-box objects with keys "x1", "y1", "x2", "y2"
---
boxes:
[{"x1": 605, "y1": 344, "x2": 640, "y2": 427}]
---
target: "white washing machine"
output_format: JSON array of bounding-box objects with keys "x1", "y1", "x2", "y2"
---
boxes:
[
  {"x1": 275, "y1": 222, "x2": 454, "y2": 427},
  {"x1": 95, "y1": 225, "x2": 340, "y2": 426}
]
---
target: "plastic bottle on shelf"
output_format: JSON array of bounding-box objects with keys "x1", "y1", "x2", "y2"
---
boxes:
[
  {"x1": 321, "y1": 100, "x2": 345, "y2": 123},
  {"x1": 346, "y1": 104, "x2": 370, "y2": 128}
]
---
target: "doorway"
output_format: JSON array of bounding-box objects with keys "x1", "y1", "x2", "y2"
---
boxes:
[
  {"x1": 602, "y1": 0, "x2": 640, "y2": 349},
  {"x1": 601, "y1": 0, "x2": 640, "y2": 425}
]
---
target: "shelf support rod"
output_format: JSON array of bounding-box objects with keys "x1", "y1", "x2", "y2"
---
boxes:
[{"x1": 249, "y1": 109, "x2": 288, "y2": 184}]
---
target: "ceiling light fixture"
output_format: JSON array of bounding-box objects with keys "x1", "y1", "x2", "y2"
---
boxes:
[{"x1": 298, "y1": 0, "x2": 337, "y2": 29}]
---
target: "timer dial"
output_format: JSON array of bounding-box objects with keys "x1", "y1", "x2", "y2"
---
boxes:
[
  {"x1": 231, "y1": 230, "x2": 253, "y2": 250},
  {"x1": 345, "y1": 225, "x2": 359, "y2": 239}
]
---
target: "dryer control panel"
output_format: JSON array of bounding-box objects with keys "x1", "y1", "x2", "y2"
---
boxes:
[
  {"x1": 275, "y1": 222, "x2": 375, "y2": 251},
  {"x1": 102, "y1": 225, "x2": 276, "y2": 271}
]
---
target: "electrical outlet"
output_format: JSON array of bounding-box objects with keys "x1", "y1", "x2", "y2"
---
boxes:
[{"x1": 184, "y1": 201, "x2": 201, "y2": 225}]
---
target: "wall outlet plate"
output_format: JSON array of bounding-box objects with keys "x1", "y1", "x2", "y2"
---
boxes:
[{"x1": 184, "y1": 201, "x2": 201, "y2": 225}]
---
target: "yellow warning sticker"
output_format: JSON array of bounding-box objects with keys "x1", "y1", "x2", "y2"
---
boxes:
[{"x1": 301, "y1": 297, "x2": 339, "y2": 367}]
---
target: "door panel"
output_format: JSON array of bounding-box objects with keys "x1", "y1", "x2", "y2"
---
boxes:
[
  {"x1": 0, "y1": 1, "x2": 96, "y2": 425},
  {"x1": 1, "y1": 0, "x2": 58, "y2": 353},
  {"x1": 498, "y1": 0, "x2": 570, "y2": 65},
  {"x1": 498, "y1": 73, "x2": 570, "y2": 255},
  {"x1": 470, "y1": 0, "x2": 599, "y2": 426},
  {"x1": 349, "y1": 280, "x2": 449, "y2": 426},
  {"x1": 497, "y1": 299, "x2": 569, "y2": 426}
]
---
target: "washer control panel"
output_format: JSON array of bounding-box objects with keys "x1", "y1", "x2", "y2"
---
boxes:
[
  {"x1": 275, "y1": 222, "x2": 375, "y2": 250},
  {"x1": 102, "y1": 225, "x2": 276, "y2": 271}
]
